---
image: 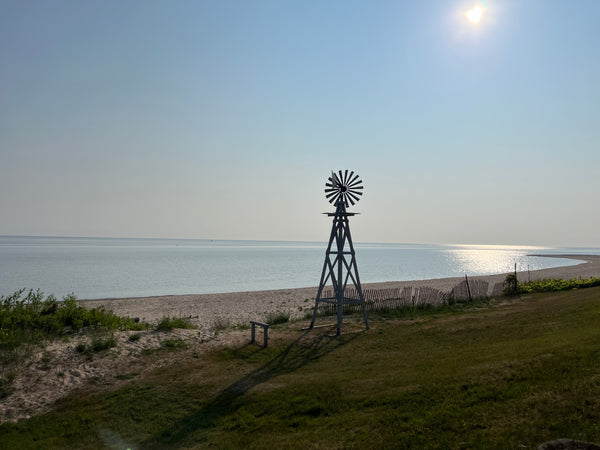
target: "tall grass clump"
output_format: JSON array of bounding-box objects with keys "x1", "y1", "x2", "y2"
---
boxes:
[
  {"x1": 266, "y1": 311, "x2": 290, "y2": 325},
  {"x1": 155, "y1": 317, "x2": 198, "y2": 331},
  {"x1": 0, "y1": 289, "x2": 149, "y2": 397},
  {"x1": 1, "y1": 289, "x2": 146, "y2": 343},
  {"x1": 75, "y1": 333, "x2": 118, "y2": 359}
]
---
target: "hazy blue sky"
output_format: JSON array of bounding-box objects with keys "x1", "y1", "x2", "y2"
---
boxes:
[{"x1": 1, "y1": 1, "x2": 598, "y2": 246}]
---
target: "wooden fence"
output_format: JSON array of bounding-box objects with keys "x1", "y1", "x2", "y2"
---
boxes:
[{"x1": 316, "y1": 280, "x2": 506, "y2": 316}]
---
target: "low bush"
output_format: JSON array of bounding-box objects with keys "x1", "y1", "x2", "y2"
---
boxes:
[
  {"x1": 115, "y1": 372, "x2": 139, "y2": 380},
  {"x1": 91, "y1": 335, "x2": 117, "y2": 352},
  {"x1": 163, "y1": 339, "x2": 187, "y2": 349},
  {"x1": 155, "y1": 317, "x2": 198, "y2": 331},
  {"x1": 266, "y1": 311, "x2": 290, "y2": 325},
  {"x1": 518, "y1": 277, "x2": 600, "y2": 293},
  {"x1": 75, "y1": 334, "x2": 117, "y2": 358},
  {"x1": 0, "y1": 372, "x2": 16, "y2": 399},
  {"x1": 503, "y1": 273, "x2": 519, "y2": 296}
]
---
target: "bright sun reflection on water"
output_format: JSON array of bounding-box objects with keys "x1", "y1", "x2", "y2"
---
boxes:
[
  {"x1": 446, "y1": 244, "x2": 552, "y2": 251},
  {"x1": 442, "y1": 245, "x2": 559, "y2": 276}
]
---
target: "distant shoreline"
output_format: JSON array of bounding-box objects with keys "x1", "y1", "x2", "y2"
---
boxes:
[{"x1": 81, "y1": 254, "x2": 600, "y2": 330}]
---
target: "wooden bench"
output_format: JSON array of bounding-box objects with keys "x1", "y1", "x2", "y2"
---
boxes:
[{"x1": 250, "y1": 321, "x2": 269, "y2": 347}]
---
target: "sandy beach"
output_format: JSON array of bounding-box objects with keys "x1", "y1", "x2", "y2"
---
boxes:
[
  {"x1": 82, "y1": 254, "x2": 600, "y2": 333},
  {"x1": 3, "y1": 254, "x2": 599, "y2": 424}
]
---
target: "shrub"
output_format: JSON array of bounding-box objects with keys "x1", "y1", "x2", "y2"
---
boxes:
[
  {"x1": 76, "y1": 334, "x2": 117, "y2": 358},
  {"x1": 91, "y1": 335, "x2": 117, "y2": 352},
  {"x1": 519, "y1": 277, "x2": 600, "y2": 293},
  {"x1": 266, "y1": 311, "x2": 290, "y2": 325},
  {"x1": 163, "y1": 339, "x2": 187, "y2": 349},
  {"x1": 115, "y1": 372, "x2": 139, "y2": 380},
  {"x1": 128, "y1": 333, "x2": 142, "y2": 342},
  {"x1": 0, "y1": 372, "x2": 16, "y2": 399},
  {"x1": 503, "y1": 273, "x2": 519, "y2": 296},
  {"x1": 75, "y1": 342, "x2": 87, "y2": 354},
  {"x1": 155, "y1": 317, "x2": 198, "y2": 331}
]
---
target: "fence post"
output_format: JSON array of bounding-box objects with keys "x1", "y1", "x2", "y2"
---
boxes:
[{"x1": 465, "y1": 274, "x2": 472, "y2": 301}]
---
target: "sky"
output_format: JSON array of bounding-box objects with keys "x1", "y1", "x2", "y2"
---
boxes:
[{"x1": 1, "y1": 0, "x2": 599, "y2": 246}]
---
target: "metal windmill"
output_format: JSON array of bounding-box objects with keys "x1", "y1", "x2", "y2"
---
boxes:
[{"x1": 309, "y1": 170, "x2": 369, "y2": 335}]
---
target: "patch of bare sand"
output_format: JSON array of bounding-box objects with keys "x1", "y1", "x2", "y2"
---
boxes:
[
  {"x1": 0, "y1": 327, "x2": 248, "y2": 424},
  {"x1": 2, "y1": 254, "x2": 599, "y2": 424}
]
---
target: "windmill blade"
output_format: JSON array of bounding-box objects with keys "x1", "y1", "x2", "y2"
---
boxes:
[
  {"x1": 326, "y1": 191, "x2": 339, "y2": 201},
  {"x1": 347, "y1": 191, "x2": 363, "y2": 201},
  {"x1": 347, "y1": 193, "x2": 361, "y2": 205},
  {"x1": 343, "y1": 169, "x2": 349, "y2": 185},
  {"x1": 347, "y1": 172, "x2": 360, "y2": 186},
  {"x1": 348, "y1": 187, "x2": 363, "y2": 195},
  {"x1": 348, "y1": 178, "x2": 362, "y2": 188},
  {"x1": 347, "y1": 189, "x2": 361, "y2": 200}
]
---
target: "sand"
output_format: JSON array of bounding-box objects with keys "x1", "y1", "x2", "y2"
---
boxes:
[
  {"x1": 81, "y1": 254, "x2": 600, "y2": 332},
  {"x1": 2, "y1": 254, "x2": 600, "y2": 424}
]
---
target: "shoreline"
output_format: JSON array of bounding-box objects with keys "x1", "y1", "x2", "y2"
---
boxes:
[
  {"x1": 82, "y1": 254, "x2": 600, "y2": 329},
  {"x1": 4, "y1": 254, "x2": 600, "y2": 424}
]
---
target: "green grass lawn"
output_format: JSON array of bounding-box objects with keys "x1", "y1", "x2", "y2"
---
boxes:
[{"x1": 2, "y1": 288, "x2": 600, "y2": 449}]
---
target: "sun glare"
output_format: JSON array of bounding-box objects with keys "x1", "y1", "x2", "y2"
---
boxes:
[{"x1": 466, "y1": 6, "x2": 483, "y2": 24}]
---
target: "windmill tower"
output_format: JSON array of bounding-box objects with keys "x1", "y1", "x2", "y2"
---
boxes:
[{"x1": 309, "y1": 170, "x2": 369, "y2": 335}]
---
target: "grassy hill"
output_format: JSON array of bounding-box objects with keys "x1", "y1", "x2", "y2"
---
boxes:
[{"x1": 2, "y1": 287, "x2": 600, "y2": 448}]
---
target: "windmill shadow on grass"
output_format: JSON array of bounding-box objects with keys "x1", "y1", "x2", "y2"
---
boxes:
[{"x1": 144, "y1": 326, "x2": 361, "y2": 447}]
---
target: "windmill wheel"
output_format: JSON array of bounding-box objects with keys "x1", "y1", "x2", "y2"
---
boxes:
[{"x1": 324, "y1": 170, "x2": 363, "y2": 207}]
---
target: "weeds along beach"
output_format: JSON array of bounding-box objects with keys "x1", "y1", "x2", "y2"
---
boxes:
[{"x1": 82, "y1": 255, "x2": 600, "y2": 331}]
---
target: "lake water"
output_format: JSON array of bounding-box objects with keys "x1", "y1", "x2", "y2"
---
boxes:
[{"x1": 0, "y1": 236, "x2": 598, "y2": 300}]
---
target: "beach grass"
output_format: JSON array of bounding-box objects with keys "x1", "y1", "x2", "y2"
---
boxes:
[
  {"x1": 155, "y1": 316, "x2": 198, "y2": 331},
  {"x1": 0, "y1": 289, "x2": 149, "y2": 398},
  {"x1": 2, "y1": 287, "x2": 600, "y2": 448}
]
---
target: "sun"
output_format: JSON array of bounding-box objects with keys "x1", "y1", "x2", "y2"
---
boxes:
[{"x1": 466, "y1": 6, "x2": 483, "y2": 24}]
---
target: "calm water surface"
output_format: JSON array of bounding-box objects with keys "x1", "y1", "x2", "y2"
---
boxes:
[{"x1": 0, "y1": 236, "x2": 596, "y2": 299}]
